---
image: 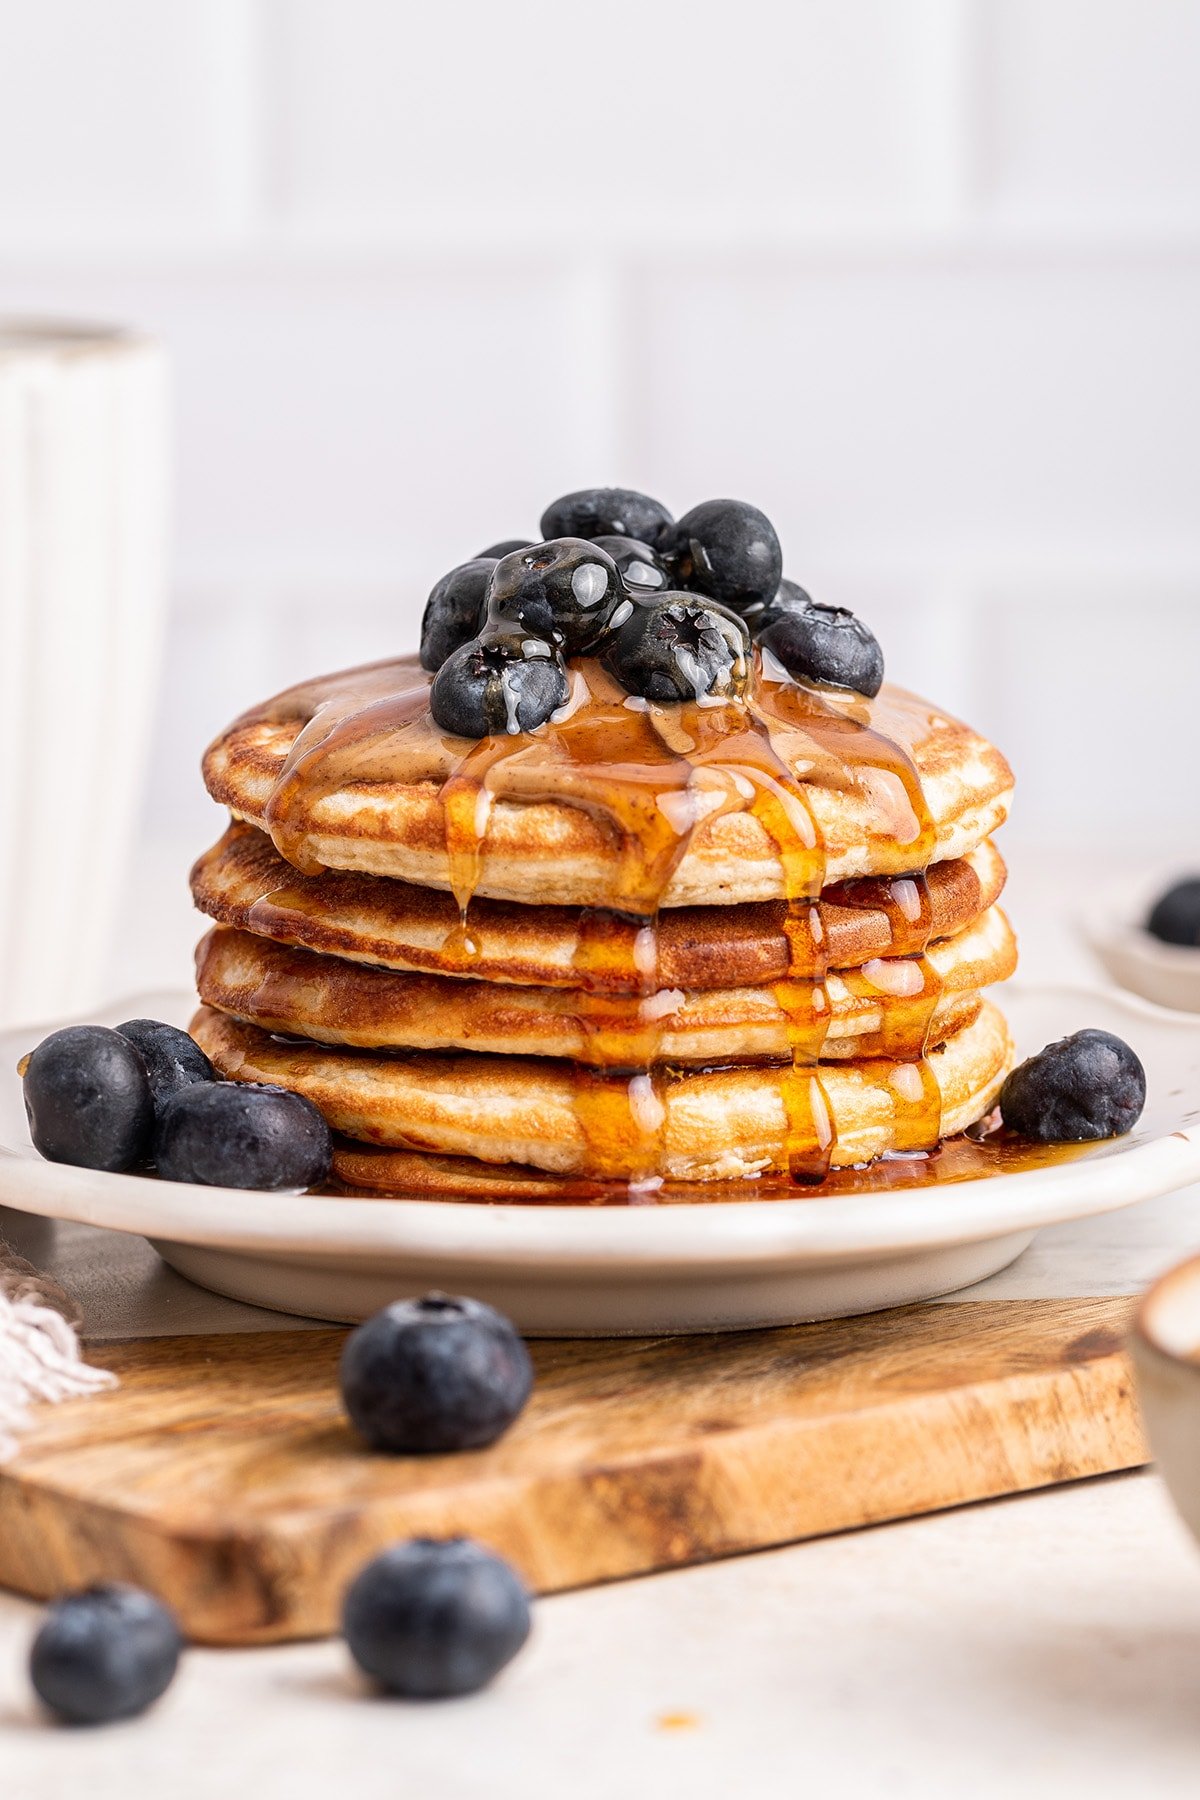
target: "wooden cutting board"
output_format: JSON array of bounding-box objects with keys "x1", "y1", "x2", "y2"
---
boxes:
[{"x1": 0, "y1": 1296, "x2": 1145, "y2": 1645}]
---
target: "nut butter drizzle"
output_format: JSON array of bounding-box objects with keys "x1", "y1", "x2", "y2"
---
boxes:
[{"x1": 248, "y1": 652, "x2": 955, "y2": 1186}]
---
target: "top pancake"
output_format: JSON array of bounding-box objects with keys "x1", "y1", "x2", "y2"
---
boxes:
[{"x1": 203, "y1": 655, "x2": 1014, "y2": 909}]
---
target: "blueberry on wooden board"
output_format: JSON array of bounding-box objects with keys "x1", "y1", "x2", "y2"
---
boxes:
[{"x1": 340, "y1": 1293, "x2": 533, "y2": 1453}]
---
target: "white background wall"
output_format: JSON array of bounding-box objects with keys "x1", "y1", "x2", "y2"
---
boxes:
[{"x1": 2, "y1": 0, "x2": 1199, "y2": 884}]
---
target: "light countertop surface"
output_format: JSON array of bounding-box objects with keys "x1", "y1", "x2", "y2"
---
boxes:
[{"x1": 3, "y1": 843, "x2": 1200, "y2": 1796}]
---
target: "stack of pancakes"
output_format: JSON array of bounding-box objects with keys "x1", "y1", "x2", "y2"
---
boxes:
[{"x1": 189, "y1": 656, "x2": 1017, "y2": 1198}]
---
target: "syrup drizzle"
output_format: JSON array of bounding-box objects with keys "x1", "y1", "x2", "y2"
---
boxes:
[{"x1": 246, "y1": 652, "x2": 959, "y2": 1184}]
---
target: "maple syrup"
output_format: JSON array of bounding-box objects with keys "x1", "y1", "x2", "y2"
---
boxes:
[{"x1": 245, "y1": 650, "x2": 975, "y2": 1189}]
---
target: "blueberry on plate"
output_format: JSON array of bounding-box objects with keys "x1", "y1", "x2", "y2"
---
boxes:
[
  {"x1": 999, "y1": 1029, "x2": 1147, "y2": 1142},
  {"x1": 22, "y1": 1026, "x2": 155, "y2": 1172},
  {"x1": 343, "y1": 1538, "x2": 531, "y2": 1699},
  {"x1": 31, "y1": 1585, "x2": 182, "y2": 1726},
  {"x1": 485, "y1": 538, "x2": 624, "y2": 656},
  {"x1": 430, "y1": 633, "x2": 569, "y2": 738},
  {"x1": 420, "y1": 559, "x2": 497, "y2": 672},
  {"x1": 1146, "y1": 878, "x2": 1200, "y2": 947},
  {"x1": 662, "y1": 498, "x2": 783, "y2": 617},
  {"x1": 757, "y1": 582, "x2": 885, "y2": 699},
  {"x1": 590, "y1": 535, "x2": 668, "y2": 593},
  {"x1": 117, "y1": 1019, "x2": 214, "y2": 1114},
  {"x1": 154, "y1": 1081, "x2": 332, "y2": 1190},
  {"x1": 340, "y1": 1293, "x2": 533, "y2": 1453},
  {"x1": 539, "y1": 487, "x2": 673, "y2": 548},
  {"x1": 603, "y1": 594, "x2": 750, "y2": 703},
  {"x1": 477, "y1": 538, "x2": 532, "y2": 560}
]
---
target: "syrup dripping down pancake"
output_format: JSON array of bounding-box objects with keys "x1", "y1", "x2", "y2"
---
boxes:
[
  {"x1": 202, "y1": 656, "x2": 1014, "y2": 905},
  {"x1": 190, "y1": 1001, "x2": 1015, "y2": 1183},
  {"x1": 194, "y1": 907, "x2": 1015, "y2": 1065},
  {"x1": 192, "y1": 822, "x2": 1007, "y2": 991}
]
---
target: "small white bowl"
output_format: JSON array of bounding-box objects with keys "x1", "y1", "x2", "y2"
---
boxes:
[
  {"x1": 1086, "y1": 910, "x2": 1200, "y2": 1014},
  {"x1": 1134, "y1": 1256, "x2": 1200, "y2": 1547}
]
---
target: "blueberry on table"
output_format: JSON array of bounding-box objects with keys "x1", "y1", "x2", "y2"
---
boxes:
[
  {"x1": 999, "y1": 1029, "x2": 1147, "y2": 1142},
  {"x1": 343, "y1": 1538, "x2": 531, "y2": 1698},
  {"x1": 603, "y1": 594, "x2": 750, "y2": 703},
  {"x1": 757, "y1": 582, "x2": 885, "y2": 699},
  {"x1": 591, "y1": 534, "x2": 668, "y2": 593},
  {"x1": 22, "y1": 1026, "x2": 154, "y2": 1172},
  {"x1": 539, "y1": 487, "x2": 673, "y2": 548},
  {"x1": 430, "y1": 632, "x2": 569, "y2": 738},
  {"x1": 117, "y1": 1019, "x2": 214, "y2": 1113},
  {"x1": 154, "y1": 1081, "x2": 332, "y2": 1189},
  {"x1": 477, "y1": 538, "x2": 532, "y2": 560},
  {"x1": 420, "y1": 559, "x2": 497, "y2": 672},
  {"x1": 662, "y1": 498, "x2": 782, "y2": 617},
  {"x1": 485, "y1": 538, "x2": 624, "y2": 657},
  {"x1": 1146, "y1": 879, "x2": 1200, "y2": 947},
  {"x1": 31, "y1": 1585, "x2": 182, "y2": 1725},
  {"x1": 340, "y1": 1293, "x2": 533, "y2": 1452}
]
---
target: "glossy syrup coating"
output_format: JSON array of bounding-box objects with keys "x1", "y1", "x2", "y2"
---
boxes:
[
  {"x1": 484, "y1": 538, "x2": 625, "y2": 656},
  {"x1": 603, "y1": 594, "x2": 750, "y2": 702},
  {"x1": 430, "y1": 632, "x2": 569, "y2": 737},
  {"x1": 590, "y1": 534, "x2": 668, "y2": 592}
]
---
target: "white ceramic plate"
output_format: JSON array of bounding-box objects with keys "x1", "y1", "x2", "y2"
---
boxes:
[{"x1": 2, "y1": 984, "x2": 1199, "y2": 1335}]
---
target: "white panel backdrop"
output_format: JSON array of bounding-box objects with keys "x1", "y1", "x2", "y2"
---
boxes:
[{"x1": 1, "y1": 0, "x2": 1198, "y2": 990}]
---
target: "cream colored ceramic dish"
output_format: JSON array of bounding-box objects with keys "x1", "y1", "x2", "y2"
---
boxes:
[
  {"x1": 1133, "y1": 1255, "x2": 1200, "y2": 1549},
  {"x1": 1086, "y1": 909, "x2": 1200, "y2": 1014},
  {"x1": 2, "y1": 984, "x2": 1199, "y2": 1335}
]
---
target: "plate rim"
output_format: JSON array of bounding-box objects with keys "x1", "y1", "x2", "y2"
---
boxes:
[{"x1": 3, "y1": 981, "x2": 1199, "y2": 1271}]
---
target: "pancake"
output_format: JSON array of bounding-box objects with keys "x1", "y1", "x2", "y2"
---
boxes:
[
  {"x1": 203, "y1": 655, "x2": 1014, "y2": 907},
  {"x1": 194, "y1": 907, "x2": 1015, "y2": 1065},
  {"x1": 192, "y1": 822, "x2": 1007, "y2": 991},
  {"x1": 190, "y1": 1001, "x2": 1014, "y2": 1182}
]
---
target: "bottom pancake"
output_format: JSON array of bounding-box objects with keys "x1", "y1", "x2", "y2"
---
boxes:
[{"x1": 191, "y1": 1001, "x2": 1014, "y2": 1183}]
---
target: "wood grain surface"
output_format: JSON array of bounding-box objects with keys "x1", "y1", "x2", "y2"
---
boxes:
[{"x1": 0, "y1": 1297, "x2": 1145, "y2": 1645}]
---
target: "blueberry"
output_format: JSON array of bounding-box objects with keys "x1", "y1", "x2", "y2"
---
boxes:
[
  {"x1": 340, "y1": 1292, "x2": 533, "y2": 1453},
  {"x1": 1147, "y1": 879, "x2": 1200, "y2": 947},
  {"x1": 430, "y1": 633, "x2": 569, "y2": 738},
  {"x1": 999, "y1": 1029, "x2": 1147, "y2": 1142},
  {"x1": 485, "y1": 538, "x2": 624, "y2": 656},
  {"x1": 22, "y1": 1026, "x2": 154, "y2": 1172},
  {"x1": 420, "y1": 559, "x2": 497, "y2": 672},
  {"x1": 117, "y1": 1019, "x2": 214, "y2": 1114},
  {"x1": 603, "y1": 594, "x2": 750, "y2": 703},
  {"x1": 662, "y1": 498, "x2": 783, "y2": 617},
  {"x1": 591, "y1": 535, "x2": 668, "y2": 594},
  {"x1": 30, "y1": 1585, "x2": 181, "y2": 1725},
  {"x1": 477, "y1": 538, "x2": 532, "y2": 560},
  {"x1": 539, "y1": 487, "x2": 673, "y2": 548},
  {"x1": 757, "y1": 582, "x2": 885, "y2": 699},
  {"x1": 343, "y1": 1538, "x2": 531, "y2": 1698},
  {"x1": 154, "y1": 1081, "x2": 332, "y2": 1190}
]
